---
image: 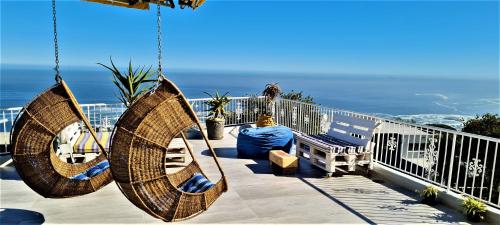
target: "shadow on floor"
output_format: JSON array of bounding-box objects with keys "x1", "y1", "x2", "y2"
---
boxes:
[
  {"x1": 0, "y1": 154, "x2": 12, "y2": 165},
  {"x1": 201, "y1": 148, "x2": 319, "y2": 177},
  {"x1": 203, "y1": 147, "x2": 370, "y2": 180},
  {"x1": 369, "y1": 179, "x2": 474, "y2": 224},
  {"x1": 0, "y1": 167, "x2": 21, "y2": 180},
  {"x1": 245, "y1": 157, "x2": 331, "y2": 179},
  {"x1": 294, "y1": 158, "x2": 337, "y2": 178},
  {"x1": 0, "y1": 208, "x2": 45, "y2": 225},
  {"x1": 400, "y1": 199, "x2": 420, "y2": 206},
  {"x1": 245, "y1": 160, "x2": 273, "y2": 175},
  {"x1": 201, "y1": 148, "x2": 238, "y2": 159},
  {"x1": 299, "y1": 175, "x2": 474, "y2": 225},
  {"x1": 298, "y1": 177, "x2": 377, "y2": 224}
]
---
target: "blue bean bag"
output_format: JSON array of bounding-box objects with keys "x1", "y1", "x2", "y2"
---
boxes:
[{"x1": 237, "y1": 125, "x2": 294, "y2": 159}]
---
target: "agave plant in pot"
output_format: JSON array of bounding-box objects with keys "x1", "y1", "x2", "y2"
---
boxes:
[
  {"x1": 204, "y1": 91, "x2": 230, "y2": 140},
  {"x1": 257, "y1": 83, "x2": 281, "y2": 127},
  {"x1": 98, "y1": 58, "x2": 155, "y2": 107}
]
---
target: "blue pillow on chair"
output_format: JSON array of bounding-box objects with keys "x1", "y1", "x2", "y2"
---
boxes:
[
  {"x1": 71, "y1": 173, "x2": 89, "y2": 181},
  {"x1": 70, "y1": 160, "x2": 110, "y2": 181},
  {"x1": 180, "y1": 173, "x2": 215, "y2": 193},
  {"x1": 86, "y1": 167, "x2": 103, "y2": 177},
  {"x1": 95, "y1": 161, "x2": 110, "y2": 170}
]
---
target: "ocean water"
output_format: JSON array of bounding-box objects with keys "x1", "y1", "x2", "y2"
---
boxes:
[{"x1": 1, "y1": 66, "x2": 499, "y2": 128}]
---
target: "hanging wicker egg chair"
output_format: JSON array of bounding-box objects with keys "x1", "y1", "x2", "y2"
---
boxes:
[
  {"x1": 11, "y1": 81, "x2": 113, "y2": 198},
  {"x1": 110, "y1": 78, "x2": 227, "y2": 221}
]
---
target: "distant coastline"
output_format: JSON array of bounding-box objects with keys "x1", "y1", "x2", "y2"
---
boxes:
[{"x1": 1, "y1": 66, "x2": 498, "y2": 129}]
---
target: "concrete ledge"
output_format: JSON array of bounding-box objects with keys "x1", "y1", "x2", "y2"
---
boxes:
[{"x1": 373, "y1": 163, "x2": 500, "y2": 224}]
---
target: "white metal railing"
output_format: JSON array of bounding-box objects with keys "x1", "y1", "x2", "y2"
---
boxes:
[
  {"x1": 273, "y1": 98, "x2": 500, "y2": 209},
  {"x1": 0, "y1": 97, "x2": 264, "y2": 154},
  {"x1": 1, "y1": 97, "x2": 499, "y2": 208},
  {"x1": 189, "y1": 96, "x2": 266, "y2": 126}
]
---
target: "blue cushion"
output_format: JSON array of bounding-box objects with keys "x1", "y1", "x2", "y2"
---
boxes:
[
  {"x1": 70, "y1": 160, "x2": 109, "y2": 180},
  {"x1": 95, "y1": 161, "x2": 110, "y2": 170},
  {"x1": 87, "y1": 168, "x2": 103, "y2": 177},
  {"x1": 180, "y1": 173, "x2": 215, "y2": 193},
  {"x1": 71, "y1": 173, "x2": 89, "y2": 181},
  {"x1": 85, "y1": 166, "x2": 101, "y2": 177},
  {"x1": 237, "y1": 125, "x2": 294, "y2": 159}
]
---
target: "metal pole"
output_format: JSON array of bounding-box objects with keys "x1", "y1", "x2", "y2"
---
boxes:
[{"x1": 447, "y1": 134, "x2": 457, "y2": 191}]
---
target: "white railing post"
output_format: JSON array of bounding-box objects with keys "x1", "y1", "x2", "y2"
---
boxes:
[
  {"x1": 10, "y1": 109, "x2": 14, "y2": 126},
  {"x1": 2, "y1": 111, "x2": 7, "y2": 154},
  {"x1": 446, "y1": 134, "x2": 457, "y2": 191},
  {"x1": 374, "y1": 123, "x2": 382, "y2": 163},
  {"x1": 488, "y1": 142, "x2": 498, "y2": 203}
]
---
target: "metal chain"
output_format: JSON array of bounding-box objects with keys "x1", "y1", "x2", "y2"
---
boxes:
[
  {"x1": 156, "y1": 1, "x2": 165, "y2": 80},
  {"x1": 52, "y1": 0, "x2": 62, "y2": 83}
]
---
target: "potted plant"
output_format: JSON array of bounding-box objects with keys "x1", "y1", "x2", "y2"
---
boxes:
[
  {"x1": 98, "y1": 58, "x2": 155, "y2": 107},
  {"x1": 257, "y1": 83, "x2": 281, "y2": 127},
  {"x1": 417, "y1": 185, "x2": 439, "y2": 205},
  {"x1": 204, "y1": 91, "x2": 230, "y2": 140},
  {"x1": 462, "y1": 196, "x2": 487, "y2": 222}
]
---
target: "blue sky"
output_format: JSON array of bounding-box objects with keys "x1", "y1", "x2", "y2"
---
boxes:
[{"x1": 1, "y1": 0, "x2": 499, "y2": 78}]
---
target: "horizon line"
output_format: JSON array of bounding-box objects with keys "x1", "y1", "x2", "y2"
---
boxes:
[{"x1": 1, "y1": 63, "x2": 498, "y2": 80}]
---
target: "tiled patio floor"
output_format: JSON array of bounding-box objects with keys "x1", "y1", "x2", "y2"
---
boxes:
[{"x1": 0, "y1": 129, "x2": 488, "y2": 224}]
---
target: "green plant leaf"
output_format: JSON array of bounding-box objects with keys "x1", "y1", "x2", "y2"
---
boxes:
[
  {"x1": 99, "y1": 57, "x2": 154, "y2": 107},
  {"x1": 204, "y1": 90, "x2": 231, "y2": 119}
]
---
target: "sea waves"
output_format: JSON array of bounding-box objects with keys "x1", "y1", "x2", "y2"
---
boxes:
[
  {"x1": 373, "y1": 113, "x2": 475, "y2": 130},
  {"x1": 415, "y1": 93, "x2": 449, "y2": 101}
]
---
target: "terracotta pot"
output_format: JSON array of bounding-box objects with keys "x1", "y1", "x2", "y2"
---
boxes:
[
  {"x1": 206, "y1": 118, "x2": 225, "y2": 140},
  {"x1": 256, "y1": 115, "x2": 275, "y2": 127}
]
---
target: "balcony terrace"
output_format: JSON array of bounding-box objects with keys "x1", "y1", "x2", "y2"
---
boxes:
[{"x1": 1, "y1": 97, "x2": 499, "y2": 224}]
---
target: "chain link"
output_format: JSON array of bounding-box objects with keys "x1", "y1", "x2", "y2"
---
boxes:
[
  {"x1": 156, "y1": 1, "x2": 165, "y2": 80},
  {"x1": 52, "y1": 0, "x2": 62, "y2": 82}
]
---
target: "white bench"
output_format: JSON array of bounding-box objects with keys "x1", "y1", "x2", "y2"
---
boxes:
[{"x1": 295, "y1": 114, "x2": 380, "y2": 176}]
